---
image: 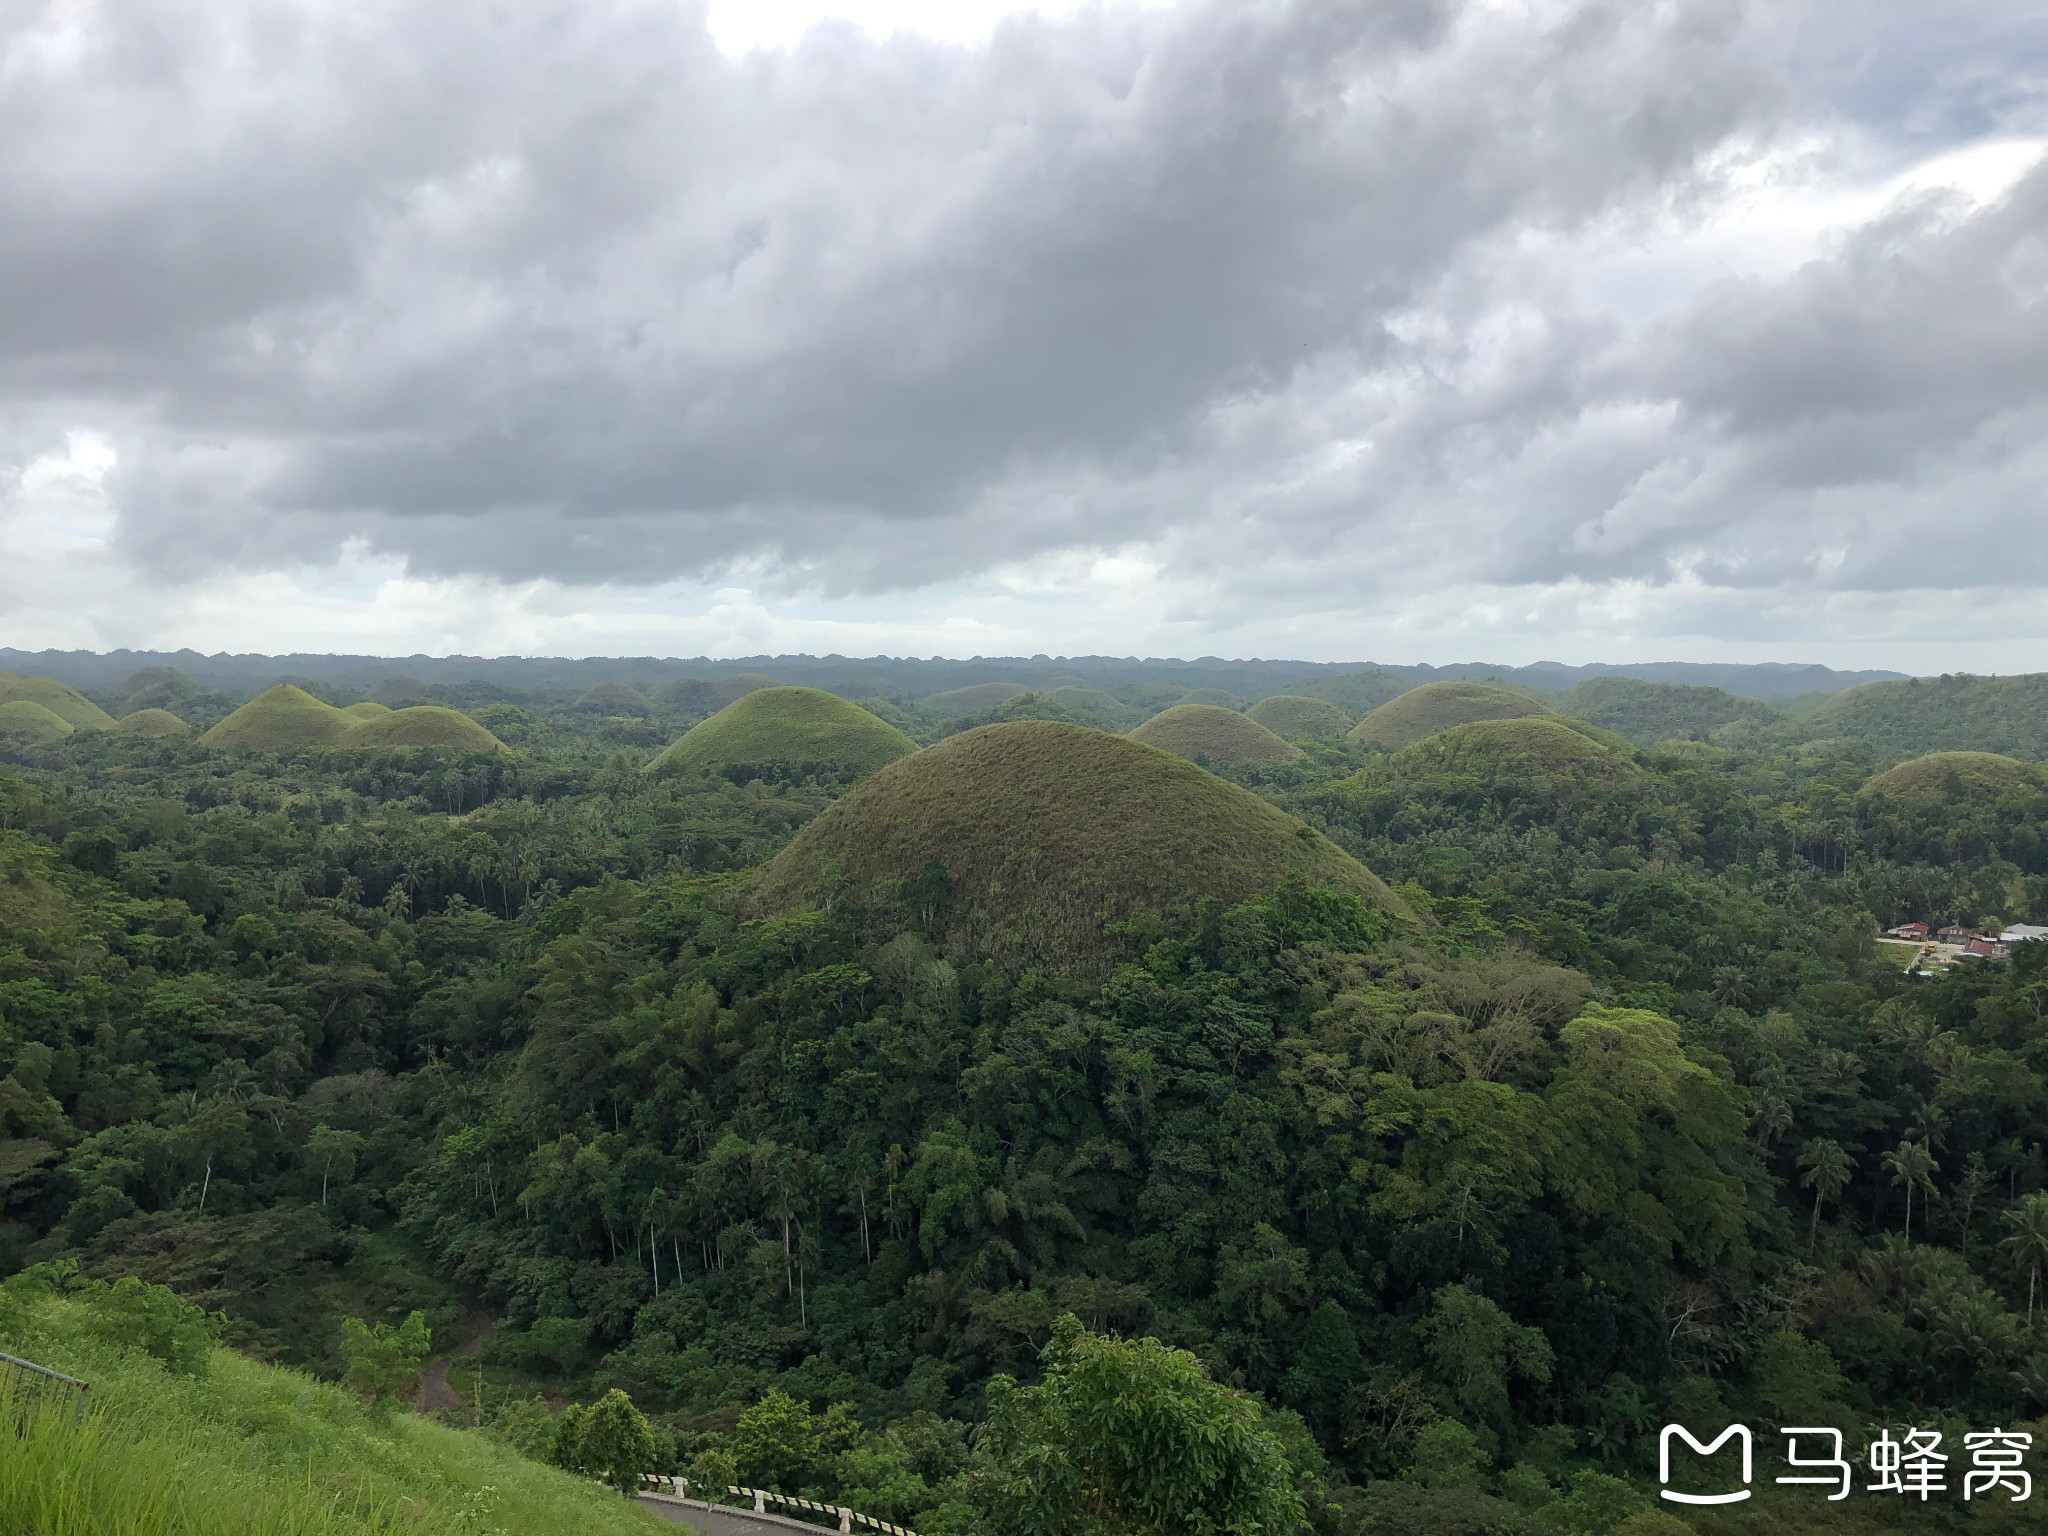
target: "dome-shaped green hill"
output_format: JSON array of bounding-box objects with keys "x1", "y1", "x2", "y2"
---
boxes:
[
  {"x1": 1862, "y1": 751, "x2": 2043, "y2": 801},
  {"x1": 343, "y1": 705, "x2": 506, "y2": 751},
  {"x1": 711, "y1": 672, "x2": 780, "y2": 705},
  {"x1": 1348, "y1": 681, "x2": 1550, "y2": 751},
  {"x1": 341, "y1": 701, "x2": 390, "y2": 720},
  {"x1": 0, "y1": 674, "x2": 115, "y2": 730},
  {"x1": 1382, "y1": 716, "x2": 1634, "y2": 779},
  {"x1": 116, "y1": 708, "x2": 190, "y2": 737},
  {"x1": 201, "y1": 685, "x2": 357, "y2": 750},
  {"x1": 1247, "y1": 695, "x2": 1353, "y2": 740},
  {"x1": 574, "y1": 682, "x2": 651, "y2": 716},
  {"x1": 1052, "y1": 686, "x2": 1126, "y2": 716},
  {"x1": 0, "y1": 699, "x2": 75, "y2": 743},
  {"x1": 1178, "y1": 687, "x2": 1244, "y2": 710},
  {"x1": 1128, "y1": 703, "x2": 1303, "y2": 766},
  {"x1": 649, "y1": 687, "x2": 916, "y2": 777},
  {"x1": 754, "y1": 721, "x2": 1404, "y2": 969},
  {"x1": 920, "y1": 681, "x2": 1028, "y2": 714}
]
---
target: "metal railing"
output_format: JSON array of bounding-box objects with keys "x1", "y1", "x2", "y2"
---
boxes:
[
  {"x1": 638, "y1": 1474, "x2": 918, "y2": 1536},
  {"x1": 0, "y1": 1350, "x2": 89, "y2": 1423}
]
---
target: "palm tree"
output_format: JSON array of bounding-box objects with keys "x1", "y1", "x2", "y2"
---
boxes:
[
  {"x1": 2002, "y1": 1192, "x2": 2048, "y2": 1323},
  {"x1": 1884, "y1": 1140, "x2": 1940, "y2": 1244},
  {"x1": 1797, "y1": 1138, "x2": 1855, "y2": 1247}
]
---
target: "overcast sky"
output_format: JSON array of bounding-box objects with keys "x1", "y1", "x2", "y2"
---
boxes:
[{"x1": 3, "y1": 0, "x2": 2046, "y2": 667}]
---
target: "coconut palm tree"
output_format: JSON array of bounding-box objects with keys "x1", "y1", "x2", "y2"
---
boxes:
[
  {"x1": 1884, "y1": 1140, "x2": 1940, "y2": 1244},
  {"x1": 1797, "y1": 1138, "x2": 1855, "y2": 1247},
  {"x1": 2001, "y1": 1192, "x2": 2048, "y2": 1323}
]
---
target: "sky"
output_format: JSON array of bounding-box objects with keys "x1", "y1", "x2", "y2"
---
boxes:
[{"x1": 2, "y1": 0, "x2": 2046, "y2": 668}]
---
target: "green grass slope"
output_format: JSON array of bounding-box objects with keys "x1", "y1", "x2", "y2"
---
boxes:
[
  {"x1": 1245, "y1": 695, "x2": 1353, "y2": 740},
  {"x1": 1127, "y1": 703, "x2": 1304, "y2": 765},
  {"x1": 1, "y1": 1291, "x2": 659, "y2": 1536},
  {"x1": 201, "y1": 684, "x2": 359, "y2": 751},
  {"x1": 1862, "y1": 751, "x2": 2045, "y2": 802},
  {"x1": 1348, "y1": 680, "x2": 1550, "y2": 751},
  {"x1": 1792, "y1": 673, "x2": 2048, "y2": 758},
  {"x1": 649, "y1": 687, "x2": 916, "y2": 777},
  {"x1": 754, "y1": 721, "x2": 1403, "y2": 970},
  {"x1": 115, "y1": 708, "x2": 190, "y2": 737},
  {"x1": 1051, "y1": 685, "x2": 1130, "y2": 719},
  {"x1": 1177, "y1": 687, "x2": 1244, "y2": 710},
  {"x1": 0, "y1": 673, "x2": 117, "y2": 730},
  {"x1": 1553, "y1": 676, "x2": 1772, "y2": 745},
  {"x1": 0, "y1": 699, "x2": 75, "y2": 743},
  {"x1": 575, "y1": 683, "x2": 652, "y2": 716},
  {"x1": 342, "y1": 701, "x2": 392, "y2": 719},
  {"x1": 920, "y1": 681, "x2": 1028, "y2": 714},
  {"x1": 710, "y1": 672, "x2": 780, "y2": 705},
  {"x1": 344, "y1": 705, "x2": 507, "y2": 751},
  {"x1": 1386, "y1": 716, "x2": 1634, "y2": 779}
]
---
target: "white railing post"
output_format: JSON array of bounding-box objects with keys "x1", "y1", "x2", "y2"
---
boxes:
[
  {"x1": 840, "y1": 1508, "x2": 853, "y2": 1534},
  {"x1": 754, "y1": 1489, "x2": 767, "y2": 1514}
]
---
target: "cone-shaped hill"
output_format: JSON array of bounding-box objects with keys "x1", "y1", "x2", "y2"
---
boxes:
[
  {"x1": 1128, "y1": 703, "x2": 1303, "y2": 766},
  {"x1": 1247, "y1": 695, "x2": 1353, "y2": 740},
  {"x1": 1178, "y1": 688, "x2": 1244, "y2": 709},
  {"x1": 754, "y1": 721, "x2": 1404, "y2": 970},
  {"x1": 649, "y1": 687, "x2": 916, "y2": 778},
  {"x1": 201, "y1": 685, "x2": 357, "y2": 750},
  {"x1": 1862, "y1": 751, "x2": 2044, "y2": 802},
  {"x1": 711, "y1": 673, "x2": 780, "y2": 705},
  {"x1": 574, "y1": 682, "x2": 651, "y2": 716},
  {"x1": 116, "y1": 708, "x2": 190, "y2": 737},
  {"x1": 344, "y1": 706, "x2": 506, "y2": 751},
  {"x1": 341, "y1": 702, "x2": 390, "y2": 719},
  {"x1": 1378, "y1": 716, "x2": 1634, "y2": 780},
  {"x1": 920, "y1": 681, "x2": 1027, "y2": 714},
  {"x1": 0, "y1": 700, "x2": 75, "y2": 743},
  {"x1": 1348, "y1": 681, "x2": 1550, "y2": 751},
  {"x1": 0, "y1": 674, "x2": 115, "y2": 731}
]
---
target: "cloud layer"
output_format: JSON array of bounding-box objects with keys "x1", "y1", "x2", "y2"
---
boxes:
[{"x1": 2, "y1": 0, "x2": 2046, "y2": 661}]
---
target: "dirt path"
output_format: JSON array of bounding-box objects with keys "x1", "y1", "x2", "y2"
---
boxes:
[{"x1": 416, "y1": 1312, "x2": 493, "y2": 1414}]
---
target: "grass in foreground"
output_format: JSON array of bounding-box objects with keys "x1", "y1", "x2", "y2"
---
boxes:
[{"x1": 0, "y1": 1290, "x2": 661, "y2": 1536}]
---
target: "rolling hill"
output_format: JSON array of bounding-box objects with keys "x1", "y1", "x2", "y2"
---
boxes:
[
  {"x1": 343, "y1": 705, "x2": 506, "y2": 751},
  {"x1": 710, "y1": 672, "x2": 780, "y2": 705},
  {"x1": 1551, "y1": 676, "x2": 1773, "y2": 745},
  {"x1": 1245, "y1": 695, "x2": 1353, "y2": 740},
  {"x1": 0, "y1": 674, "x2": 116, "y2": 731},
  {"x1": 200, "y1": 685, "x2": 358, "y2": 751},
  {"x1": 1378, "y1": 716, "x2": 1635, "y2": 781},
  {"x1": 1177, "y1": 687, "x2": 1244, "y2": 710},
  {"x1": 1861, "y1": 751, "x2": 2045, "y2": 802},
  {"x1": 1791, "y1": 673, "x2": 2048, "y2": 759},
  {"x1": 919, "y1": 681, "x2": 1029, "y2": 715},
  {"x1": 574, "y1": 683, "x2": 651, "y2": 716},
  {"x1": 1050, "y1": 685, "x2": 1133, "y2": 723},
  {"x1": 1127, "y1": 703, "x2": 1303, "y2": 765},
  {"x1": 1348, "y1": 680, "x2": 1550, "y2": 751},
  {"x1": 753, "y1": 720, "x2": 1403, "y2": 969},
  {"x1": 0, "y1": 699, "x2": 75, "y2": 743},
  {"x1": 114, "y1": 708, "x2": 190, "y2": 737},
  {"x1": 648, "y1": 687, "x2": 917, "y2": 777},
  {"x1": 340, "y1": 701, "x2": 391, "y2": 720}
]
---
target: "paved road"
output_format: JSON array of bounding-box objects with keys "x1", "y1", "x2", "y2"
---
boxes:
[{"x1": 636, "y1": 1494, "x2": 836, "y2": 1536}]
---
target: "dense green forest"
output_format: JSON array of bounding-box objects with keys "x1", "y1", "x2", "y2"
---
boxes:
[{"x1": 7, "y1": 660, "x2": 2048, "y2": 1534}]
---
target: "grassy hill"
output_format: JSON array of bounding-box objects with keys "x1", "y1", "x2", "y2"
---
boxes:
[
  {"x1": 344, "y1": 706, "x2": 507, "y2": 751},
  {"x1": 1050, "y1": 685, "x2": 1133, "y2": 724},
  {"x1": 649, "y1": 687, "x2": 916, "y2": 778},
  {"x1": 1177, "y1": 687, "x2": 1244, "y2": 710},
  {"x1": 1380, "y1": 716, "x2": 1634, "y2": 780},
  {"x1": 202, "y1": 685, "x2": 359, "y2": 751},
  {"x1": 1552, "y1": 676, "x2": 1772, "y2": 745},
  {"x1": 1266, "y1": 669, "x2": 1412, "y2": 715},
  {"x1": 1348, "y1": 680, "x2": 1550, "y2": 751},
  {"x1": 1862, "y1": 750, "x2": 2045, "y2": 802},
  {"x1": 341, "y1": 701, "x2": 391, "y2": 720},
  {"x1": 1791, "y1": 673, "x2": 2048, "y2": 758},
  {"x1": 574, "y1": 683, "x2": 651, "y2": 716},
  {"x1": 0, "y1": 699, "x2": 75, "y2": 743},
  {"x1": 753, "y1": 720, "x2": 1403, "y2": 970},
  {"x1": 1, "y1": 1287, "x2": 659, "y2": 1536},
  {"x1": 1127, "y1": 703, "x2": 1303, "y2": 765},
  {"x1": 920, "y1": 681, "x2": 1028, "y2": 714},
  {"x1": 0, "y1": 673, "x2": 116, "y2": 731},
  {"x1": 115, "y1": 708, "x2": 190, "y2": 737},
  {"x1": 710, "y1": 672, "x2": 780, "y2": 705},
  {"x1": 1245, "y1": 695, "x2": 1353, "y2": 740}
]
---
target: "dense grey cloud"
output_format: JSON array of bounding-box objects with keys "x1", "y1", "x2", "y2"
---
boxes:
[{"x1": 1, "y1": 0, "x2": 2045, "y2": 652}]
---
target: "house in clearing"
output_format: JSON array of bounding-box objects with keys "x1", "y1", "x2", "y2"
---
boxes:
[{"x1": 1889, "y1": 922, "x2": 1930, "y2": 940}]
